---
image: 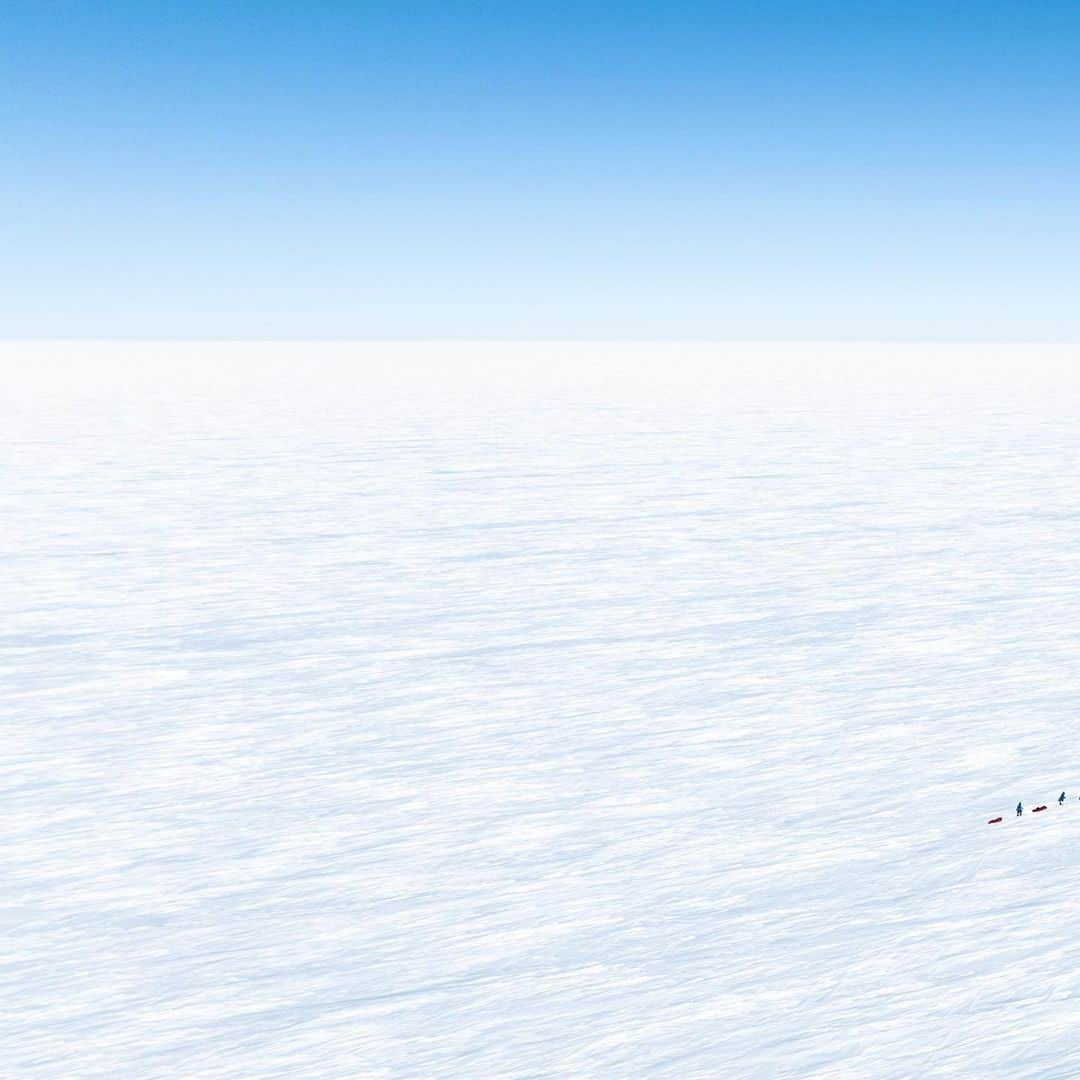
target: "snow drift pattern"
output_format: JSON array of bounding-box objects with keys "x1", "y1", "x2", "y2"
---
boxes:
[{"x1": 9, "y1": 344, "x2": 1080, "y2": 1078}]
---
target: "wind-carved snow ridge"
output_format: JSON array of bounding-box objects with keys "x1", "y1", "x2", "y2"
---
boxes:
[{"x1": 6, "y1": 341, "x2": 1080, "y2": 1078}]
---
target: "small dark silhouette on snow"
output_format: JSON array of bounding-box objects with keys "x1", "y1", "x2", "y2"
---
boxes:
[
  {"x1": 1017, "y1": 802, "x2": 1023, "y2": 817},
  {"x1": 1060, "y1": 792, "x2": 1066, "y2": 805}
]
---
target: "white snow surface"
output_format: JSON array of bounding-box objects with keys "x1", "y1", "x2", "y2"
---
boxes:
[{"x1": 6, "y1": 341, "x2": 1080, "y2": 1078}]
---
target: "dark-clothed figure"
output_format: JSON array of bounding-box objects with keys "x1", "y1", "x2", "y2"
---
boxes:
[{"x1": 1017, "y1": 802, "x2": 1023, "y2": 817}]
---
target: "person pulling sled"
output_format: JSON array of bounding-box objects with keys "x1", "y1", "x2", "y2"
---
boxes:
[
  {"x1": 1060, "y1": 791, "x2": 1067, "y2": 806},
  {"x1": 1017, "y1": 802, "x2": 1023, "y2": 817}
]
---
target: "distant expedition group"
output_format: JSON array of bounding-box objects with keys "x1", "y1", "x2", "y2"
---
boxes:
[{"x1": 1003, "y1": 791, "x2": 1069, "y2": 821}]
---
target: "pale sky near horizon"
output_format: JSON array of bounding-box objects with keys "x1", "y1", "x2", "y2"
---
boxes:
[{"x1": 5, "y1": 2, "x2": 1079, "y2": 339}]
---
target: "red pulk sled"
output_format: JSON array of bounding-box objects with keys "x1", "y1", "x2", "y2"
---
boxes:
[
  {"x1": 1033, "y1": 805, "x2": 1048, "y2": 813},
  {"x1": 988, "y1": 817, "x2": 1003, "y2": 824}
]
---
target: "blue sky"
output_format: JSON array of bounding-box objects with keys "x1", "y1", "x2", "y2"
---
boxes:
[{"x1": 4, "y1": 1, "x2": 1079, "y2": 338}]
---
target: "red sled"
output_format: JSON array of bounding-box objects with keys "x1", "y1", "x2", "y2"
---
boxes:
[
  {"x1": 1033, "y1": 806, "x2": 1048, "y2": 813},
  {"x1": 988, "y1": 816, "x2": 1002, "y2": 824}
]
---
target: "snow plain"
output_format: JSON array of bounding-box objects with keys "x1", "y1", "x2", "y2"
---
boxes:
[{"x1": 6, "y1": 341, "x2": 1080, "y2": 1078}]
